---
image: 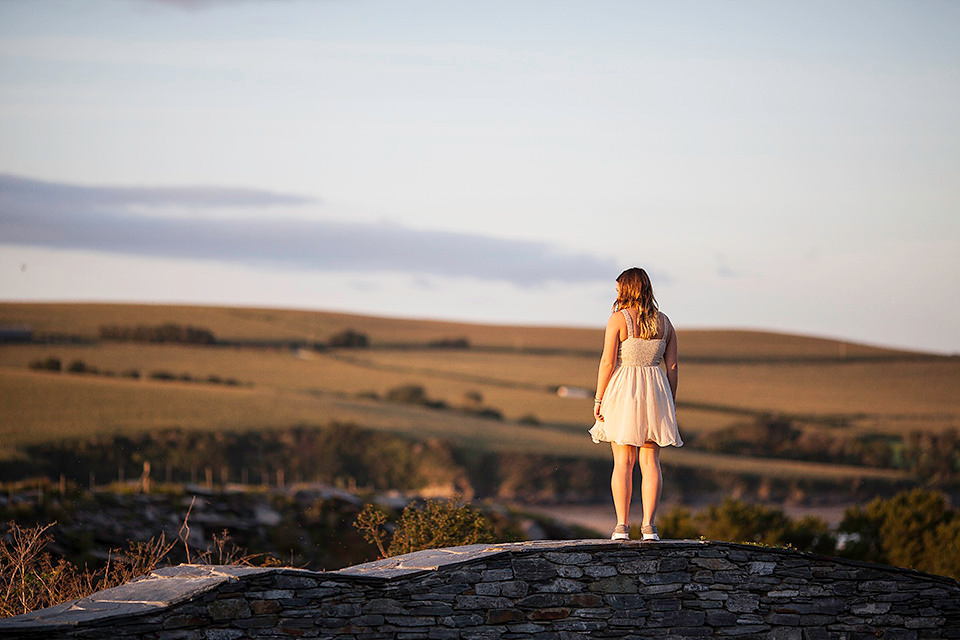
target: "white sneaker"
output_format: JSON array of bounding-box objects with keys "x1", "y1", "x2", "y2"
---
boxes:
[
  {"x1": 641, "y1": 525, "x2": 659, "y2": 541},
  {"x1": 611, "y1": 524, "x2": 630, "y2": 540}
]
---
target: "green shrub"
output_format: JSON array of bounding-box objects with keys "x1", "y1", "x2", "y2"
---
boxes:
[
  {"x1": 658, "y1": 506, "x2": 699, "y2": 540},
  {"x1": 659, "y1": 499, "x2": 835, "y2": 555},
  {"x1": 837, "y1": 488, "x2": 959, "y2": 577},
  {"x1": 354, "y1": 496, "x2": 495, "y2": 559}
]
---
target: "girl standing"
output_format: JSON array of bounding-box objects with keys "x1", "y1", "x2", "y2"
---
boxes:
[{"x1": 590, "y1": 267, "x2": 682, "y2": 541}]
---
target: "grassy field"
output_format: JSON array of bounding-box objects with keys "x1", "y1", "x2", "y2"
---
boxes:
[
  {"x1": 0, "y1": 301, "x2": 921, "y2": 356},
  {"x1": 1, "y1": 302, "x2": 955, "y2": 485}
]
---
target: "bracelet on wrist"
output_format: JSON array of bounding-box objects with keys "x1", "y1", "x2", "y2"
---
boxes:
[{"x1": 594, "y1": 398, "x2": 602, "y2": 404}]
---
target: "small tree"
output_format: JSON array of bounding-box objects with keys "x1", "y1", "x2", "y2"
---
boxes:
[{"x1": 354, "y1": 504, "x2": 389, "y2": 559}]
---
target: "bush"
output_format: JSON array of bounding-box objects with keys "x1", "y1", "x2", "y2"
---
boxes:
[
  {"x1": 696, "y1": 499, "x2": 797, "y2": 546},
  {"x1": 389, "y1": 497, "x2": 494, "y2": 556},
  {"x1": 701, "y1": 416, "x2": 800, "y2": 457},
  {"x1": 699, "y1": 416, "x2": 902, "y2": 470},
  {"x1": 837, "y1": 488, "x2": 960, "y2": 577},
  {"x1": 28, "y1": 357, "x2": 61, "y2": 372},
  {"x1": 428, "y1": 337, "x2": 470, "y2": 348},
  {"x1": 903, "y1": 429, "x2": 960, "y2": 485},
  {"x1": 385, "y1": 384, "x2": 428, "y2": 405},
  {"x1": 66, "y1": 360, "x2": 88, "y2": 374},
  {"x1": 354, "y1": 496, "x2": 495, "y2": 559},
  {"x1": 657, "y1": 499, "x2": 835, "y2": 555},
  {"x1": 383, "y1": 384, "x2": 449, "y2": 410},
  {"x1": 658, "y1": 507, "x2": 699, "y2": 540},
  {"x1": 328, "y1": 329, "x2": 368, "y2": 348},
  {"x1": 100, "y1": 323, "x2": 215, "y2": 345},
  {"x1": 470, "y1": 407, "x2": 503, "y2": 420}
]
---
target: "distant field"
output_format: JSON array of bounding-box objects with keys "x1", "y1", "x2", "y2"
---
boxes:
[
  {"x1": 0, "y1": 302, "x2": 600, "y2": 350},
  {"x1": 0, "y1": 302, "x2": 922, "y2": 357},
  {"x1": 0, "y1": 302, "x2": 954, "y2": 485}
]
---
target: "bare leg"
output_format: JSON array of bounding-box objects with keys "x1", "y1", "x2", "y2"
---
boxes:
[
  {"x1": 638, "y1": 442, "x2": 662, "y2": 527},
  {"x1": 610, "y1": 444, "x2": 638, "y2": 526}
]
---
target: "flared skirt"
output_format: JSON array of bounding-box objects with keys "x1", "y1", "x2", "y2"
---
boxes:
[{"x1": 589, "y1": 365, "x2": 682, "y2": 447}]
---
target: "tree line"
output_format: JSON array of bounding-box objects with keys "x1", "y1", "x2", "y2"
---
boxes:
[
  {"x1": 99, "y1": 323, "x2": 216, "y2": 344},
  {"x1": 696, "y1": 415, "x2": 960, "y2": 486}
]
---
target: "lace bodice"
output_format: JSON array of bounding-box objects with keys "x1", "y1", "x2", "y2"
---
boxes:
[{"x1": 616, "y1": 309, "x2": 667, "y2": 367}]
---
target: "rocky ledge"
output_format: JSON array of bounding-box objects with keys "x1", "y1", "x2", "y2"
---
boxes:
[{"x1": 1, "y1": 539, "x2": 958, "y2": 639}]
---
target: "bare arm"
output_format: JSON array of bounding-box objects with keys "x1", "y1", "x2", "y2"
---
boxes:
[
  {"x1": 662, "y1": 314, "x2": 678, "y2": 401},
  {"x1": 594, "y1": 313, "x2": 624, "y2": 421}
]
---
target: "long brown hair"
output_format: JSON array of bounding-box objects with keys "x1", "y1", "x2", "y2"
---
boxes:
[{"x1": 613, "y1": 267, "x2": 660, "y2": 339}]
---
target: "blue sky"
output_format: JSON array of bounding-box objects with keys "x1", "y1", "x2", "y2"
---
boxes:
[{"x1": 0, "y1": 0, "x2": 958, "y2": 353}]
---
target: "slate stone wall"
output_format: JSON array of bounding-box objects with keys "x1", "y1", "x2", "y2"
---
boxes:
[{"x1": 1, "y1": 540, "x2": 957, "y2": 639}]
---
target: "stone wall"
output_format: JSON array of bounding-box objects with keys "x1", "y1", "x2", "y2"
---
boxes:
[{"x1": 1, "y1": 539, "x2": 957, "y2": 639}]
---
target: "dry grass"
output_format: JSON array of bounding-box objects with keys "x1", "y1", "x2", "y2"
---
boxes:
[
  {"x1": 0, "y1": 302, "x2": 955, "y2": 482},
  {"x1": 676, "y1": 329, "x2": 918, "y2": 360},
  {"x1": 680, "y1": 360, "x2": 960, "y2": 435},
  {"x1": 0, "y1": 506, "x2": 279, "y2": 618},
  {"x1": 0, "y1": 521, "x2": 175, "y2": 618},
  {"x1": 0, "y1": 302, "x2": 922, "y2": 356},
  {"x1": 0, "y1": 302, "x2": 600, "y2": 349},
  {"x1": 312, "y1": 346, "x2": 960, "y2": 437}
]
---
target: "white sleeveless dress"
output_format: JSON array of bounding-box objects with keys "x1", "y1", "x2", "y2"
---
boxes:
[{"x1": 589, "y1": 310, "x2": 683, "y2": 448}]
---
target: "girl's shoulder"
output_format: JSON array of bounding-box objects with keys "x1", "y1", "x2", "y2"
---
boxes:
[{"x1": 608, "y1": 309, "x2": 631, "y2": 328}]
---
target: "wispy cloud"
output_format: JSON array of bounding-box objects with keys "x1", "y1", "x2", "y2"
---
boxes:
[
  {"x1": 0, "y1": 175, "x2": 615, "y2": 285},
  {"x1": 0, "y1": 174, "x2": 314, "y2": 210}
]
